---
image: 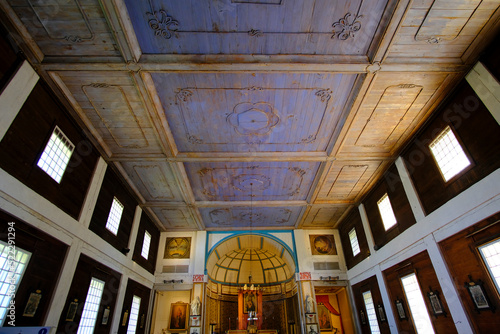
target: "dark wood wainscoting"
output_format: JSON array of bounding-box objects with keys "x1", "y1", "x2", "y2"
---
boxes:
[
  {"x1": 383, "y1": 251, "x2": 457, "y2": 334},
  {"x1": 439, "y1": 211, "x2": 500, "y2": 334}
]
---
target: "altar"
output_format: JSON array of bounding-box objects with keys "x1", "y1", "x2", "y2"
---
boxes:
[
  {"x1": 238, "y1": 289, "x2": 263, "y2": 330},
  {"x1": 227, "y1": 330, "x2": 278, "y2": 334}
]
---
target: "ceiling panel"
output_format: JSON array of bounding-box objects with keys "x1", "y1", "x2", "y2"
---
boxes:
[
  {"x1": 7, "y1": 0, "x2": 120, "y2": 57},
  {"x1": 120, "y1": 161, "x2": 185, "y2": 202},
  {"x1": 185, "y1": 161, "x2": 321, "y2": 201},
  {"x1": 149, "y1": 206, "x2": 199, "y2": 230},
  {"x1": 300, "y1": 205, "x2": 352, "y2": 228},
  {"x1": 387, "y1": 0, "x2": 499, "y2": 60},
  {"x1": 2, "y1": 0, "x2": 498, "y2": 231},
  {"x1": 151, "y1": 72, "x2": 359, "y2": 153},
  {"x1": 51, "y1": 71, "x2": 165, "y2": 157},
  {"x1": 336, "y1": 72, "x2": 452, "y2": 157},
  {"x1": 123, "y1": 0, "x2": 390, "y2": 56},
  {"x1": 200, "y1": 206, "x2": 303, "y2": 229},
  {"x1": 316, "y1": 160, "x2": 390, "y2": 203}
]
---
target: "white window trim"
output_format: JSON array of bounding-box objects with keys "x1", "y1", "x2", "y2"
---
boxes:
[
  {"x1": 141, "y1": 231, "x2": 151, "y2": 259},
  {"x1": 37, "y1": 125, "x2": 75, "y2": 183},
  {"x1": 428, "y1": 125, "x2": 471, "y2": 182},
  {"x1": 348, "y1": 227, "x2": 361, "y2": 256},
  {"x1": 105, "y1": 197, "x2": 124, "y2": 235}
]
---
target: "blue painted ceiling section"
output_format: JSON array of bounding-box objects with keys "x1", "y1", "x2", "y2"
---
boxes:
[{"x1": 122, "y1": 0, "x2": 388, "y2": 55}]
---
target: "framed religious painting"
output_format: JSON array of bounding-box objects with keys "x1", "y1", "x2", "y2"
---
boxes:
[
  {"x1": 101, "y1": 307, "x2": 111, "y2": 325},
  {"x1": 310, "y1": 235, "x2": 337, "y2": 255},
  {"x1": 165, "y1": 237, "x2": 191, "y2": 259},
  {"x1": 169, "y1": 302, "x2": 188, "y2": 331},
  {"x1": 427, "y1": 289, "x2": 446, "y2": 317},
  {"x1": 464, "y1": 276, "x2": 494, "y2": 312},
  {"x1": 65, "y1": 299, "x2": 79, "y2": 321},
  {"x1": 317, "y1": 304, "x2": 332, "y2": 331},
  {"x1": 244, "y1": 293, "x2": 257, "y2": 314},
  {"x1": 23, "y1": 290, "x2": 42, "y2": 317},
  {"x1": 394, "y1": 299, "x2": 407, "y2": 320},
  {"x1": 377, "y1": 303, "x2": 387, "y2": 322}
]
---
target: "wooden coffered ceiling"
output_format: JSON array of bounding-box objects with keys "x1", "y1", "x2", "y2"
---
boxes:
[{"x1": 2, "y1": 0, "x2": 499, "y2": 231}]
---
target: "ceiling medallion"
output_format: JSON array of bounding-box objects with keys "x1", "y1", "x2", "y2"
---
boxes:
[
  {"x1": 331, "y1": 13, "x2": 363, "y2": 40},
  {"x1": 232, "y1": 174, "x2": 271, "y2": 192},
  {"x1": 315, "y1": 89, "x2": 332, "y2": 102},
  {"x1": 64, "y1": 35, "x2": 83, "y2": 43},
  {"x1": 227, "y1": 102, "x2": 280, "y2": 136},
  {"x1": 248, "y1": 29, "x2": 264, "y2": 37},
  {"x1": 240, "y1": 211, "x2": 264, "y2": 224},
  {"x1": 146, "y1": 9, "x2": 179, "y2": 39}
]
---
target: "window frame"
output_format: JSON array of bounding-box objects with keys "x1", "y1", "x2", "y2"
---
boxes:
[
  {"x1": 105, "y1": 196, "x2": 124, "y2": 236},
  {"x1": 428, "y1": 125, "x2": 474, "y2": 184},
  {"x1": 37, "y1": 125, "x2": 75, "y2": 183},
  {"x1": 126, "y1": 295, "x2": 142, "y2": 334},
  {"x1": 348, "y1": 227, "x2": 361, "y2": 256},
  {"x1": 0, "y1": 240, "x2": 31, "y2": 326},
  {"x1": 399, "y1": 272, "x2": 435, "y2": 334},
  {"x1": 477, "y1": 236, "x2": 500, "y2": 298},
  {"x1": 377, "y1": 193, "x2": 398, "y2": 231},
  {"x1": 76, "y1": 277, "x2": 106, "y2": 334},
  {"x1": 141, "y1": 231, "x2": 152, "y2": 260},
  {"x1": 362, "y1": 289, "x2": 381, "y2": 334}
]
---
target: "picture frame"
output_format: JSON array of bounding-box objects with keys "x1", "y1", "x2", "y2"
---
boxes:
[
  {"x1": 23, "y1": 290, "x2": 42, "y2": 317},
  {"x1": 165, "y1": 237, "x2": 191, "y2": 259},
  {"x1": 464, "y1": 276, "x2": 495, "y2": 312},
  {"x1": 309, "y1": 235, "x2": 337, "y2": 255},
  {"x1": 359, "y1": 309, "x2": 366, "y2": 325},
  {"x1": 66, "y1": 299, "x2": 79, "y2": 321},
  {"x1": 317, "y1": 304, "x2": 332, "y2": 331},
  {"x1": 395, "y1": 299, "x2": 407, "y2": 320},
  {"x1": 169, "y1": 302, "x2": 188, "y2": 331},
  {"x1": 122, "y1": 310, "x2": 129, "y2": 326},
  {"x1": 306, "y1": 323, "x2": 319, "y2": 334},
  {"x1": 377, "y1": 303, "x2": 387, "y2": 322},
  {"x1": 427, "y1": 289, "x2": 446, "y2": 317},
  {"x1": 244, "y1": 293, "x2": 257, "y2": 314},
  {"x1": 102, "y1": 307, "x2": 111, "y2": 325},
  {"x1": 190, "y1": 327, "x2": 200, "y2": 334}
]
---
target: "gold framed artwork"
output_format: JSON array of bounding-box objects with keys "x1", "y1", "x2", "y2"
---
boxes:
[
  {"x1": 102, "y1": 307, "x2": 111, "y2": 325},
  {"x1": 23, "y1": 290, "x2": 42, "y2": 317},
  {"x1": 244, "y1": 293, "x2": 257, "y2": 314},
  {"x1": 310, "y1": 235, "x2": 337, "y2": 255},
  {"x1": 66, "y1": 299, "x2": 79, "y2": 321},
  {"x1": 165, "y1": 237, "x2": 191, "y2": 259},
  {"x1": 317, "y1": 304, "x2": 332, "y2": 330},
  {"x1": 169, "y1": 302, "x2": 188, "y2": 331}
]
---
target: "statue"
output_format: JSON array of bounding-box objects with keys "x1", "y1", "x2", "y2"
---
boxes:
[
  {"x1": 305, "y1": 295, "x2": 315, "y2": 314},
  {"x1": 191, "y1": 296, "x2": 201, "y2": 315}
]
